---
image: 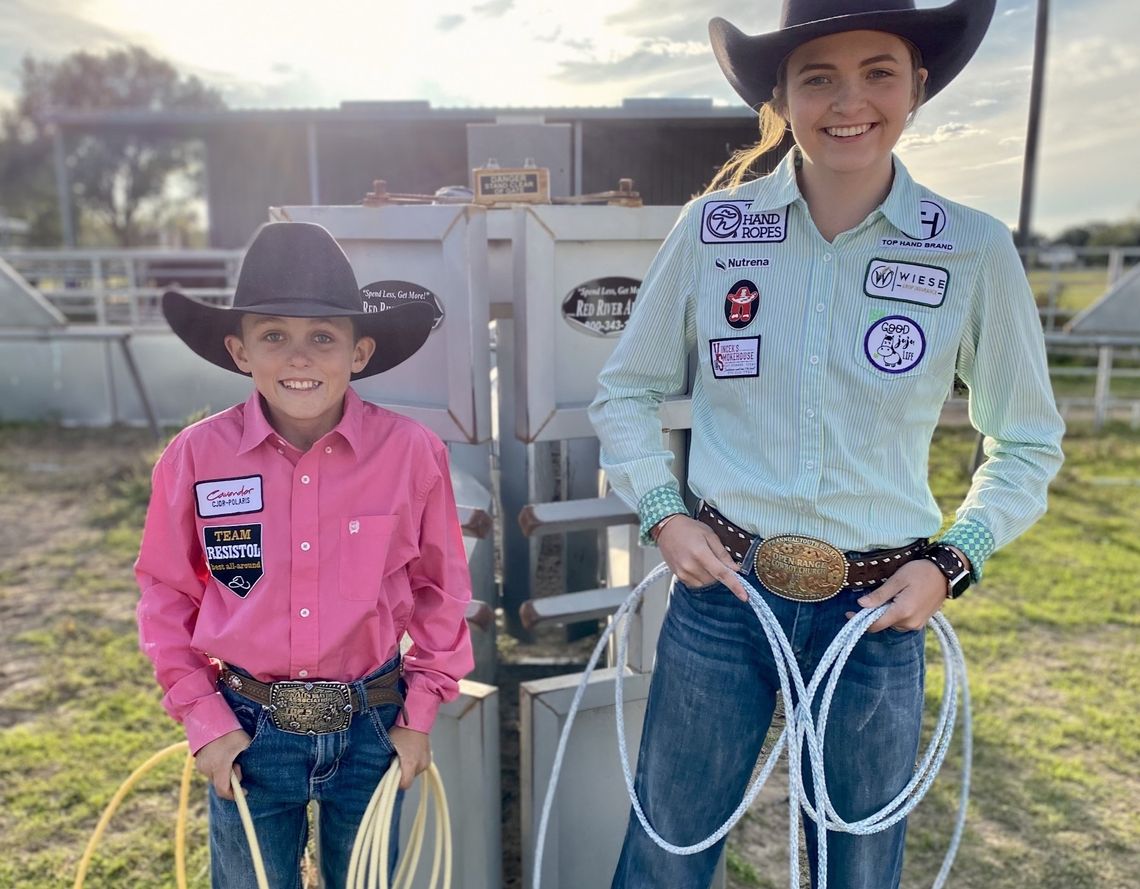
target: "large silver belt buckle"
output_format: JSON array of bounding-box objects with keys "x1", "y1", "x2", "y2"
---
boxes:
[
  {"x1": 268, "y1": 681, "x2": 353, "y2": 735},
  {"x1": 753, "y1": 535, "x2": 849, "y2": 602}
]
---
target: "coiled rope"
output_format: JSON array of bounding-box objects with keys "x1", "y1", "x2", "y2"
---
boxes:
[
  {"x1": 75, "y1": 743, "x2": 451, "y2": 889},
  {"x1": 533, "y1": 563, "x2": 972, "y2": 889}
]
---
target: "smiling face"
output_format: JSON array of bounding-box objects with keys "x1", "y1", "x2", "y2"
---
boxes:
[
  {"x1": 783, "y1": 30, "x2": 927, "y2": 182},
  {"x1": 224, "y1": 314, "x2": 375, "y2": 450}
]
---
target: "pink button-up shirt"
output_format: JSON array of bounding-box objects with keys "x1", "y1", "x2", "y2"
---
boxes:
[{"x1": 136, "y1": 389, "x2": 473, "y2": 753}]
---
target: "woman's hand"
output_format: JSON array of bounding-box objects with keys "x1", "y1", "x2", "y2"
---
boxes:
[
  {"x1": 656, "y1": 515, "x2": 750, "y2": 602},
  {"x1": 847, "y1": 558, "x2": 951, "y2": 633},
  {"x1": 388, "y1": 726, "x2": 432, "y2": 790}
]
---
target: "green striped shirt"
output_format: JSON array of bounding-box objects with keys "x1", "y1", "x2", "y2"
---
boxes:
[{"x1": 588, "y1": 150, "x2": 1064, "y2": 578}]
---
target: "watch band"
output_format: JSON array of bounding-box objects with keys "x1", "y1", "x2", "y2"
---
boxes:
[{"x1": 923, "y1": 543, "x2": 971, "y2": 599}]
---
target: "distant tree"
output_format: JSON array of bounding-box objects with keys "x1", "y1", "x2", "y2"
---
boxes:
[
  {"x1": 0, "y1": 46, "x2": 224, "y2": 246},
  {"x1": 1052, "y1": 218, "x2": 1140, "y2": 249}
]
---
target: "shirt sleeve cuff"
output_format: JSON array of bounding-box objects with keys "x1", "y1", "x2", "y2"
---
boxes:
[
  {"x1": 938, "y1": 519, "x2": 996, "y2": 583},
  {"x1": 182, "y1": 691, "x2": 243, "y2": 755},
  {"x1": 637, "y1": 485, "x2": 688, "y2": 546},
  {"x1": 399, "y1": 687, "x2": 442, "y2": 734}
]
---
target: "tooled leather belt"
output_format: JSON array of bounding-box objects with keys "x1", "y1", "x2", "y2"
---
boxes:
[
  {"x1": 219, "y1": 661, "x2": 406, "y2": 736},
  {"x1": 695, "y1": 501, "x2": 927, "y2": 602}
]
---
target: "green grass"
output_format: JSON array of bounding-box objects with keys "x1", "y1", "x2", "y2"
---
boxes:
[
  {"x1": 1028, "y1": 269, "x2": 1112, "y2": 314},
  {"x1": 894, "y1": 424, "x2": 1140, "y2": 889},
  {"x1": 2, "y1": 424, "x2": 1139, "y2": 888}
]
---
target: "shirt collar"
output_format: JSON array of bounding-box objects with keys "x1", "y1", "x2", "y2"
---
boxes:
[
  {"x1": 235, "y1": 387, "x2": 366, "y2": 458},
  {"x1": 236, "y1": 391, "x2": 278, "y2": 455},
  {"x1": 878, "y1": 155, "x2": 926, "y2": 238},
  {"x1": 746, "y1": 148, "x2": 802, "y2": 213},
  {"x1": 747, "y1": 149, "x2": 925, "y2": 238}
]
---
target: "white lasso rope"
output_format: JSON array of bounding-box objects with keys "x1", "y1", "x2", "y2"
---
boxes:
[{"x1": 533, "y1": 563, "x2": 972, "y2": 889}]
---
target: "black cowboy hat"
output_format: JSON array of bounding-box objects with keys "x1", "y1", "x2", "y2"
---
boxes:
[
  {"x1": 710, "y1": 0, "x2": 997, "y2": 110},
  {"x1": 162, "y1": 221, "x2": 436, "y2": 380}
]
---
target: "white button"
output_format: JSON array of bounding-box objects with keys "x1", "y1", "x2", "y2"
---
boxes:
[
  {"x1": 299, "y1": 608, "x2": 310, "y2": 618},
  {"x1": 298, "y1": 670, "x2": 309, "y2": 678},
  {"x1": 301, "y1": 474, "x2": 311, "y2": 484},
  {"x1": 277, "y1": 448, "x2": 285, "y2": 455},
  {"x1": 300, "y1": 541, "x2": 311, "y2": 552},
  {"x1": 806, "y1": 461, "x2": 815, "y2": 469},
  {"x1": 823, "y1": 253, "x2": 832, "y2": 262},
  {"x1": 277, "y1": 439, "x2": 286, "y2": 446},
  {"x1": 810, "y1": 355, "x2": 820, "y2": 365},
  {"x1": 324, "y1": 446, "x2": 333, "y2": 454},
  {"x1": 806, "y1": 409, "x2": 815, "y2": 418},
  {"x1": 816, "y1": 303, "x2": 825, "y2": 312}
]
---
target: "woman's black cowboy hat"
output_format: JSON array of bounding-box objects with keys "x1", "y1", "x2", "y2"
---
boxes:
[
  {"x1": 710, "y1": 0, "x2": 997, "y2": 110},
  {"x1": 162, "y1": 221, "x2": 436, "y2": 380}
]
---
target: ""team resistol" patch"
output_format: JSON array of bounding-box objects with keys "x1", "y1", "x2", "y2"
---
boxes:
[{"x1": 203, "y1": 523, "x2": 264, "y2": 598}]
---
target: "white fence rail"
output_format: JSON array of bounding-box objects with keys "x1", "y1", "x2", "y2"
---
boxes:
[
  {"x1": 1, "y1": 248, "x2": 241, "y2": 326},
  {"x1": 3, "y1": 246, "x2": 1139, "y2": 430}
]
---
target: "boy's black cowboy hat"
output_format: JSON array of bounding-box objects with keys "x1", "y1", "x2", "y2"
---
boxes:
[
  {"x1": 162, "y1": 221, "x2": 436, "y2": 380},
  {"x1": 710, "y1": 0, "x2": 997, "y2": 110}
]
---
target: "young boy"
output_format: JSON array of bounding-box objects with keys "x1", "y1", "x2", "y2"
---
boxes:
[{"x1": 135, "y1": 221, "x2": 474, "y2": 888}]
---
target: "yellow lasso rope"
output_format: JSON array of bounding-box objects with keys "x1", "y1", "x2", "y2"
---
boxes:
[
  {"x1": 347, "y1": 760, "x2": 452, "y2": 889},
  {"x1": 75, "y1": 743, "x2": 450, "y2": 889}
]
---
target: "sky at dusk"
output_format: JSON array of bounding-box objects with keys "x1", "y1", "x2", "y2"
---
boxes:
[{"x1": 1, "y1": 0, "x2": 1137, "y2": 235}]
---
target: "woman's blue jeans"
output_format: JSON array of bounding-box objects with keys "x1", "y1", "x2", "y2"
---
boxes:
[
  {"x1": 611, "y1": 554, "x2": 926, "y2": 889},
  {"x1": 207, "y1": 657, "x2": 405, "y2": 889}
]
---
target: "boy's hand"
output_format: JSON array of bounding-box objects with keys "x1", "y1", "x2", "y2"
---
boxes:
[
  {"x1": 388, "y1": 726, "x2": 431, "y2": 790},
  {"x1": 195, "y1": 729, "x2": 252, "y2": 800}
]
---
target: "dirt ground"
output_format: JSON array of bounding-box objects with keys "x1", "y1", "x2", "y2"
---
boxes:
[{"x1": 0, "y1": 426, "x2": 148, "y2": 727}]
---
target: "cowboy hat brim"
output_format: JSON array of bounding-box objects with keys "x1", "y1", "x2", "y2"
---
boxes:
[
  {"x1": 162, "y1": 289, "x2": 437, "y2": 380},
  {"x1": 710, "y1": 0, "x2": 997, "y2": 110}
]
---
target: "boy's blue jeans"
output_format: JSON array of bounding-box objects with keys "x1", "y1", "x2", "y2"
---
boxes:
[
  {"x1": 611, "y1": 556, "x2": 926, "y2": 889},
  {"x1": 207, "y1": 656, "x2": 405, "y2": 889}
]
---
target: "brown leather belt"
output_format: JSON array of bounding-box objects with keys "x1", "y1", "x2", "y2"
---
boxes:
[
  {"x1": 219, "y1": 662, "x2": 405, "y2": 736},
  {"x1": 695, "y1": 501, "x2": 927, "y2": 602}
]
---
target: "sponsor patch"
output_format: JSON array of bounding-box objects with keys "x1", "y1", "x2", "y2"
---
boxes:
[
  {"x1": 724, "y1": 279, "x2": 760, "y2": 329},
  {"x1": 864, "y1": 259, "x2": 949, "y2": 307},
  {"x1": 203, "y1": 524, "x2": 264, "y2": 598},
  {"x1": 714, "y1": 256, "x2": 772, "y2": 271},
  {"x1": 701, "y1": 202, "x2": 787, "y2": 244},
  {"x1": 561, "y1": 276, "x2": 641, "y2": 337},
  {"x1": 710, "y1": 336, "x2": 760, "y2": 378},
  {"x1": 863, "y1": 316, "x2": 926, "y2": 374},
  {"x1": 884, "y1": 198, "x2": 956, "y2": 252},
  {"x1": 195, "y1": 475, "x2": 263, "y2": 519}
]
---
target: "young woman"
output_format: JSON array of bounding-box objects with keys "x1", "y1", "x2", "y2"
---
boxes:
[{"x1": 589, "y1": 2, "x2": 1065, "y2": 888}]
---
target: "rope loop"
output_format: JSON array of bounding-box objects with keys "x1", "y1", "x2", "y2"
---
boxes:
[{"x1": 533, "y1": 563, "x2": 972, "y2": 889}]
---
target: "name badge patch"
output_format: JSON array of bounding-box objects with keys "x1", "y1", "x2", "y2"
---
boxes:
[
  {"x1": 710, "y1": 336, "x2": 760, "y2": 378},
  {"x1": 863, "y1": 316, "x2": 926, "y2": 374},
  {"x1": 701, "y1": 202, "x2": 787, "y2": 244},
  {"x1": 203, "y1": 524, "x2": 264, "y2": 598},
  {"x1": 195, "y1": 475, "x2": 263, "y2": 518},
  {"x1": 864, "y1": 259, "x2": 949, "y2": 307}
]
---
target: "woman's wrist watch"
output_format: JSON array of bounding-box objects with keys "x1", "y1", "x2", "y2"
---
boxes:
[{"x1": 922, "y1": 543, "x2": 972, "y2": 599}]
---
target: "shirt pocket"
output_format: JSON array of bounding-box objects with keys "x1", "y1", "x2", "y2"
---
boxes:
[{"x1": 339, "y1": 514, "x2": 399, "y2": 602}]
